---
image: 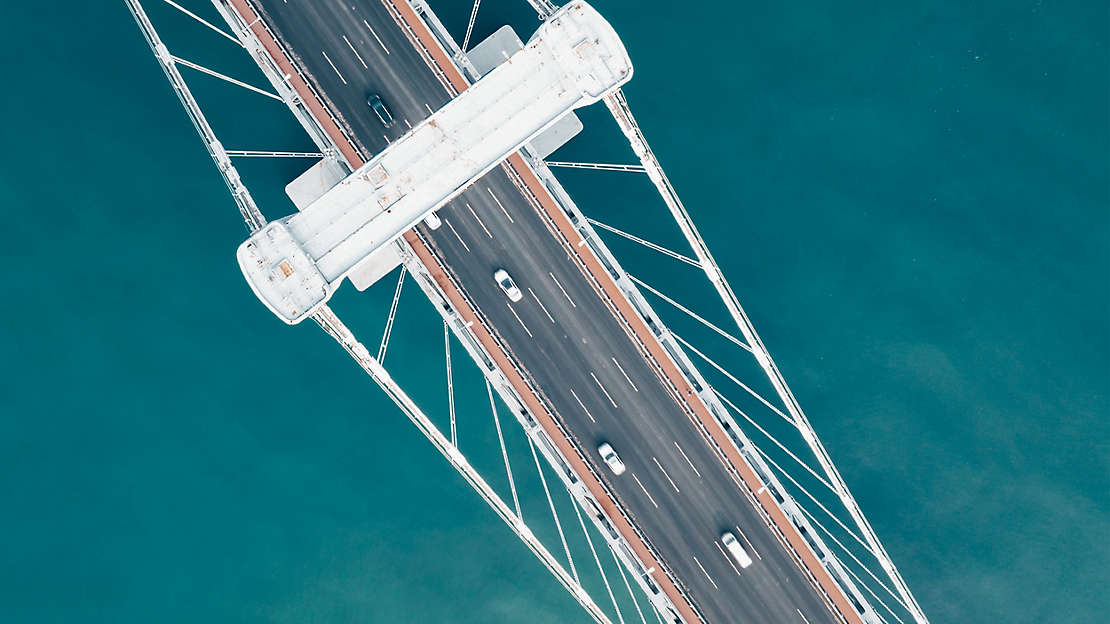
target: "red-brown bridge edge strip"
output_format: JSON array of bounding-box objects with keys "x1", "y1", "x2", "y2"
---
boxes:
[{"x1": 225, "y1": 1, "x2": 861, "y2": 623}]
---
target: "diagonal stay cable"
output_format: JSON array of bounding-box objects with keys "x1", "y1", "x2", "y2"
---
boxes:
[
  {"x1": 608, "y1": 545, "x2": 649, "y2": 624},
  {"x1": 670, "y1": 331, "x2": 791, "y2": 425},
  {"x1": 796, "y1": 502, "x2": 908, "y2": 624},
  {"x1": 461, "y1": 0, "x2": 481, "y2": 52},
  {"x1": 445, "y1": 321, "x2": 456, "y2": 447},
  {"x1": 528, "y1": 436, "x2": 580, "y2": 586},
  {"x1": 161, "y1": 0, "x2": 242, "y2": 46},
  {"x1": 171, "y1": 55, "x2": 282, "y2": 101},
  {"x1": 378, "y1": 266, "x2": 406, "y2": 362},
  {"x1": 588, "y1": 219, "x2": 700, "y2": 267},
  {"x1": 628, "y1": 274, "x2": 751, "y2": 352},
  {"x1": 487, "y1": 380, "x2": 522, "y2": 519},
  {"x1": 570, "y1": 490, "x2": 626, "y2": 624},
  {"x1": 712, "y1": 388, "x2": 836, "y2": 494}
]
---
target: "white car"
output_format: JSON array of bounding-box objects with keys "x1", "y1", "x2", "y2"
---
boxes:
[
  {"x1": 423, "y1": 211, "x2": 442, "y2": 230},
  {"x1": 597, "y1": 442, "x2": 626, "y2": 476},
  {"x1": 721, "y1": 531, "x2": 754, "y2": 568},
  {"x1": 494, "y1": 269, "x2": 523, "y2": 302}
]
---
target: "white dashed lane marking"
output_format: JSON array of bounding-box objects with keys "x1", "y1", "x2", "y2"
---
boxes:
[
  {"x1": 611, "y1": 357, "x2": 638, "y2": 392},
  {"x1": 528, "y1": 288, "x2": 555, "y2": 324},
  {"x1": 652, "y1": 456, "x2": 681, "y2": 493},
  {"x1": 590, "y1": 372, "x2": 618, "y2": 408},
  {"x1": 549, "y1": 272, "x2": 576, "y2": 307},
  {"x1": 673, "y1": 441, "x2": 702, "y2": 478},
  {"x1": 466, "y1": 202, "x2": 493, "y2": 238},
  {"x1": 363, "y1": 20, "x2": 390, "y2": 54},
  {"x1": 631, "y1": 473, "x2": 659, "y2": 509},
  {"x1": 320, "y1": 50, "x2": 346, "y2": 84},
  {"x1": 692, "y1": 555, "x2": 719, "y2": 591},
  {"x1": 341, "y1": 34, "x2": 367, "y2": 68},
  {"x1": 569, "y1": 388, "x2": 595, "y2": 423}
]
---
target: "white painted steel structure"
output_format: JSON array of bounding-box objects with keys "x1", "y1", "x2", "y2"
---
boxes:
[
  {"x1": 126, "y1": 1, "x2": 932, "y2": 623},
  {"x1": 236, "y1": 1, "x2": 632, "y2": 324}
]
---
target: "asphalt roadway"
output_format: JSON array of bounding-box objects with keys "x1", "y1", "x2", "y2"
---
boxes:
[{"x1": 251, "y1": 2, "x2": 840, "y2": 622}]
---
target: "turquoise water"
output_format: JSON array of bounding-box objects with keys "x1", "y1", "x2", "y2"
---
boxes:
[{"x1": 0, "y1": 1, "x2": 1105, "y2": 623}]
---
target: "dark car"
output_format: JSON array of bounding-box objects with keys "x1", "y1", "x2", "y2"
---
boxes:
[{"x1": 367, "y1": 94, "x2": 394, "y2": 128}]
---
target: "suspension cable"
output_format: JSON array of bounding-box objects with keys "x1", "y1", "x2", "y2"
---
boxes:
[
  {"x1": 628, "y1": 274, "x2": 751, "y2": 351},
  {"x1": 796, "y1": 502, "x2": 909, "y2": 624},
  {"x1": 461, "y1": 0, "x2": 481, "y2": 52},
  {"x1": 378, "y1": 266, "x2": 406, "y2": 362},
  {"x1": 528, "y1": 436, "x2": 580, "y2": 585},
  {"x1": 588, "y1": 219, "x2": 699, "y2": 267},
  {"x1": 570, "y1": 490, "x2": 626, "y2": 624},
  {"x1": 170, "y1": 55, "x2": 282, "y2": 100},
  {"x1": 608, "y1": 545, "x2": 649, "y2": 624},
  {"x1": 445, "y1": 321, "x2": 456, "y2": 447},
  {"x1": 161, "y1": 0, "x2": 242, "y2": 46},
  {"x1": 546, "y1": 161, "x2": 647, "y2": 173},
  {"x1": 751, "y1": 443, "x2": 874, "y2": 557},
  {"x1": 670, "y1": 331, "x2": 792, "y2": 425},
  {"x1": 226, "y1": 150, "x2": 323, "y2": 158},
  {"x1": 487, "y1": 380, "x2": 522, "y2": 518},
  {"x1": 712, "y1": 389, "x2": 837, "y2": 494}
]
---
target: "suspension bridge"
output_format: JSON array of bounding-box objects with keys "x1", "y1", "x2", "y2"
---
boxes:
[{"x1": 126, "y1": 1, "x2": 931, "y2": 623}]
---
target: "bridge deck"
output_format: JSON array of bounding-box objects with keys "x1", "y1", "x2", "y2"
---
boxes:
[{"x1": 226, "y1": 1, "x2": 861, "y2": 623}]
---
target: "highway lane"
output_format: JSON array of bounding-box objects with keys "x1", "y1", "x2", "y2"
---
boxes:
[{"x1": 251, "y1": 2, "x2": 840, "y2": 622}]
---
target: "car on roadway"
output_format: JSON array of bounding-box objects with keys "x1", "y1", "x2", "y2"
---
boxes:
[
  {"x1": 597, "y1": 442, "x2": 626, "y2": 476},
  {"x1": 721, "y1": 530, "x2": 754, "y2": 568},
  {"x1": 423, "y1": 211, "x2": 442, "y2": 230},
  {"x1": 493, "y1": 269, "x2": 523, "y2": 302},
  {"x1": 367, "y1": 93, "x2": 394, "y2": 128}
]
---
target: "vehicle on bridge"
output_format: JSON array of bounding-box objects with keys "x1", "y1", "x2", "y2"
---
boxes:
[
  {"x1": 721, "y1": 531, "x2": 754, "y2": 569},
  {"x1": 598, "y1": 442, "x2": 626, "y2": 475},
  {"x1": 367, "y1": 93, "x2": 394, "y2": 128},
  {"x1": 422, "y1": 211, "x2": 442, "y2": 230},
  {"x1": 494, "y1": 269, "x2": 523, "y2": 302}
]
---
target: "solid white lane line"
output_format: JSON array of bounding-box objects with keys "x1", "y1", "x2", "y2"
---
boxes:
[
  {"x1": 631, "y1": 473, "x2": 658, "y2": 509},
  {"x1": 652, "y1": 456, "x2": 680, "y2": 494},
  {"x1": 549, "y1": 272, "x2": 576, "y2": 307},
  {"x1": 506, "y1": 303, "x2": 533, "y2": 338},
  {"x1": 735, "y1": 525, "x2": 761, "y2": 561},
  {"x1": 611, "y1": 357, "x2": 639, "y2": 392},
  {"x1": 692, "y1": 556, "x2": 719, "y2": 591},
  {"x1": 486, "y1": 186, "x2": 514, "y2": 223},
  {"x1": 342, "y1": 34, "x2": 367, "y2": 68},
  {"x1": 465, "y1": 202, "x2": 493, "y2": 238},
  {"x1": 590, "y1": 372, "x2": 618, "y2": 408},
  {"x1": 715, "y1": 541, "x2": 743, "y2": 578},
  {"x1": 528, "y1": 287, "x2": 555, "y2": 323},
  {"x1": 363, "y1": 19, "x2": 390, "y2": 54},
  {"x1": 320, "y1": 50, "x2": 346, "y2": 85},
  {"x1": 444, "y1": 218, "x2": 470, "y2": 252},
  {"x1": 569, "y1": 388, "x2": 595, "y2": 423},
  {"x1": 797, "y1": 609, "x2": 811, "y2": 624},
  {"x1": 673, "y1": 441, "x2": 702, "y2": 478}
]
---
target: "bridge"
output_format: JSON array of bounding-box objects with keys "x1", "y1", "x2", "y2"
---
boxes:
[{"x1": 126, "y1": 2, "x2": 931, "y2": 623}]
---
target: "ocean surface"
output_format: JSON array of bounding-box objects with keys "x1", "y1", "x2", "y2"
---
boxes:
[{"x1": 0, "y1": 1, "x2": 1105, "y2": 623}]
